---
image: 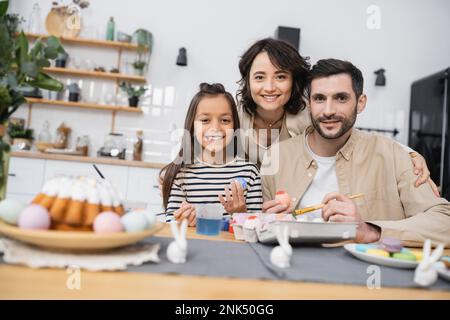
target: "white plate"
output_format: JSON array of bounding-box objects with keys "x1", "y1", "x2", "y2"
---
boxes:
[
  {"x1": 344, "y1": 243, "x2": 419, "y2": 269},
  {"x1": 437, "y1": 268, "x2": 450, "y2": 282},
  {"x1": 0, "y1": 220, "x2": 164, "y2": 252}
]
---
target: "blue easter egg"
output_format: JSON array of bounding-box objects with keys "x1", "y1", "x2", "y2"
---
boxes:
[
  {"x1": 235, "y1": 178, "x2": 247, "y2": 189},
  {"x1": 121, "y1": 211, "x2": 149, "y2": 232}
]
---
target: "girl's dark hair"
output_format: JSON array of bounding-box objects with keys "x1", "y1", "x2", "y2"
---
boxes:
[
  {"x1": 236, "y1": 38, "x2": 311, "y2": 116},
  {"x1": 160, "y1": 83, "x2": 240, "y2": 209}
]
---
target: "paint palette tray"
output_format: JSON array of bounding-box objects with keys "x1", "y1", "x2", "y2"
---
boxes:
[{"x1": 256, "y1": 220, "x2": 358, "y2": 244}]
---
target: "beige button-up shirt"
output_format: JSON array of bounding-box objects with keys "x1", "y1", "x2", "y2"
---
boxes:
[{"x1": 261, "y1": 127, "x2": 450, "y2": 247}]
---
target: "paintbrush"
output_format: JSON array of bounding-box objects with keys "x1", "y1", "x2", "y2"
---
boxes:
[
  {"x1": 293, "y1": 193, "x2": 364, "y2": 216},
  {"x1": 92, "y1": 164, "x2": 105, "y2": 179}
]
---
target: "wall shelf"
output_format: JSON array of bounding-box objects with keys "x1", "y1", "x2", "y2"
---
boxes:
[
  {"x1": 43, "y1": 67, "x2": 146, "y2": 82},
  {"x1": 25, "y1": 98, "x2": 143, "y2": 113},
  {"x1": 22, "y1": 33, "x2": 147, "y2": 134},
  {"x1": 24, "y1": 33, "x2": 147, "y2": 51}
]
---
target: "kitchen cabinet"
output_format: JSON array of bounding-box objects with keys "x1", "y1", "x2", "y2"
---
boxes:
[
  {"x1": 6, "y1": 156, "x2": 164, "y2": 213},
  {"x1": 126, "y1": 167, "x2": 162, "y2": 211},
  {"x1": 6, "y1": 157, "x2": 45, "y2": 202}
]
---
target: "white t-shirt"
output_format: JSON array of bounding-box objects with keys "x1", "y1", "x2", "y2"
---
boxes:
[{"x1": 298, "y1": 135, "x2": 339, "y2": 220}]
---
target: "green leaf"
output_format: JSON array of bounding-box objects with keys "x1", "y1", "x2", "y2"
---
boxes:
[
  {"x1": 26, "y1": 72, "x2": 63, "y2": 91},
  {"x1": 44, "y1": 46, "x2": 58, "y2": 59},
  {"x1": 16, "y1": 32, "x2": 29, "y2": 66},
  {"x1": 21, "y1": 61, "x2": 38, "y2": 78},
  {"x1": 0, "y1": 1, "x2": 8, "y2": 18},
  {"x1": 6, "y1": 72, "x2": 18, "y2": 89},
  {"x1": 47, "y1": 36, "x2": 60, "y2": 48},
  {"x1": 36, "y1": 58, "x2": 50, "y2": 69},
  {"x1": 29, "y1": 40, "x2": 44, "y2": 59},
  {"x1": 9, "y1": 89, "x2": 25, "y2": 107},
  {"x1": 47, "y1": 36, "x2": 65, "y2": 54}
]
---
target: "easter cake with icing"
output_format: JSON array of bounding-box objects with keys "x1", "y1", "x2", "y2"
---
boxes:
[{"x1": 31, "y1": 176, "x2": 124, "y2": 231}]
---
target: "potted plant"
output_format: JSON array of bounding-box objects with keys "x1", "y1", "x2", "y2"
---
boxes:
[
  {"x1": 8, "y1": 120, "x2": 34, "y2": 150},
  {"x1": 0, "y1": 0, "x2": 65, "y2": 199},
  {"x1": 130, "y1": 29, "x2": 152, "y2": 76},
  {"x1": 119, "y1": 82, "x2": 147, "y2": 107},
  {"x1": 131, "y1": 59, "x2": 146, "y2": 76}
]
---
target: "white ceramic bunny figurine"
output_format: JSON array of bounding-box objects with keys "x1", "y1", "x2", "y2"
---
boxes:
[
  {"x1": 414, "y1": 239, "x2": 444, "y2": 287},
  {"x1": 166, "y1": 219, "x2": 188, "y2": 264},
  {"x1": 270, "y1": 225, "x2": 292, "y2": 268}
]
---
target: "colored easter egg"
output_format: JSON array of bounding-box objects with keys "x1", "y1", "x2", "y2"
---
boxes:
[
  {"x1": 141, "y1": 210, "x2": 156, "y2": 228},
  {"x1": 93, "y1": 211, "x2": 123, "y2": 234},
  {"x1": 0, "y1": 198, "x2": 27, "y2": 225},
  {"x1": 275, "y1": 190, "x2": 291, "y2": 208},
  {"x1": 235, "y1": 178, "x2": 247, "y2": 189},
  {"x1": 18, "y1": 204, "x2": 51, "y2": 230},
  {"x1": 121, "y1": 211, "x2": 149, "y2": 233}
]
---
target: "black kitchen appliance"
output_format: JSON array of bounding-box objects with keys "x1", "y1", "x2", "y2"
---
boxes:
[{"x1": 409, "y1": 68, "x2": 450, "y2": 200}]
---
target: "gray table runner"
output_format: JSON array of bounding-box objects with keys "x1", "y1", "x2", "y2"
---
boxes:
[
  {"x1": 129, "y1": 237, "x2": 449, "y2": 290},
  {"x1": 1, "y1": 236, "x2": 449, "y2": 290}
]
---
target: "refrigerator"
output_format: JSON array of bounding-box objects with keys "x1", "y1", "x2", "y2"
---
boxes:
[{"x1": 409, "y1": 68, "x2": 450, "y2": 200}]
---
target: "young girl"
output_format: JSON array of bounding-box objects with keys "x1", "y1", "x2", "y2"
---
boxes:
[{"x1": 161, "y1": 83, "x2": 262, "y2": 225}]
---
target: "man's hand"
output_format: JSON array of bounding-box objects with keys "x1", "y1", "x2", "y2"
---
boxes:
[
  {"x1": 262, "y1": 199, "x2": 292, "y2": 213},
  {"x1": 173, "y1": 201, "x2": 196, "y2": 227},
  {"x1": 219, "y1": 180, "x2": 247, "y2": 214},
  {"x1": 321, "y1": 192, "x2": 381, "y2": 243}
]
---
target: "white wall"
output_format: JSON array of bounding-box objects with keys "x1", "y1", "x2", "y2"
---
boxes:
[{"x1": 9, "y1": 0, "x2": 450, "y2": 162}]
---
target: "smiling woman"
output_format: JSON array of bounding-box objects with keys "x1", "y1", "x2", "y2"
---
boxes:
[{"x1": 236, "y1": 38, "x2": 311, "y2": 167}]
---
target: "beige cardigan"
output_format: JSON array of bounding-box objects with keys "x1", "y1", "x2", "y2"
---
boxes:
[{"x1": 237, "y1": 105, "x2": 311, "y2": 166}]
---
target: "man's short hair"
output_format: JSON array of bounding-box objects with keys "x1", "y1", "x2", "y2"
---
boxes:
[{"x1": 307, "y1": 58, "x2": 364, "y2": 98}]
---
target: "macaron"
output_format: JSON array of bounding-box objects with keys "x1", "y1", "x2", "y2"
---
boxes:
[
  {"x1": 366, "y1": 249, "x2": 390, "y2": 257},
  {"x1": 355, "y1": 244, "x2": 377, "y2": 253},
  {"x1": 410, "y1": 250, "x2": 423, "y2": 261},
  {"x1": 379, "y1": 237, "x2": 402, "y2": 253},
  {"x1": 392, "y1": 252, "x2": 417, "y2": 261}
]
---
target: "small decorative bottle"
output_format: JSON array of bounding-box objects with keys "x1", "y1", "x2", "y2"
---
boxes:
[
  {"x1": 133, "y1": 130, "x2": 143, "y2": 161},
  {"x1": 28, "y1": 3, "x2": 42, "y2": 34},
  {"x1": 106, "y1": 17, "x2": 115, "y2": 41}
]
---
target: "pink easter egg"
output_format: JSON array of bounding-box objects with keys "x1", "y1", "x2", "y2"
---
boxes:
[
  {"x1": 18, "y1": 204, "x2": 51, "y2": 230},
  {"x1": 93, "y1": 211, "x2": 124, "y2": 234},
  {"x1": 275, "y1": 190, "x2": 291, "y2": 208}
]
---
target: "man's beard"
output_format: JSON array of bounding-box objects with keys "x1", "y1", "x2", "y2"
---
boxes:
[{"x1": 310, "y1": 105, "x2": 357, "y2": 139}]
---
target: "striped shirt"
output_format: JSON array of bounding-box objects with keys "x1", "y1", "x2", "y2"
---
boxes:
[{"x1": 166, "y1": 158, "x2": 263, "y2": 221}]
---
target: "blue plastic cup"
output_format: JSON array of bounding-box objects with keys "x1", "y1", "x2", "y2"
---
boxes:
[{"x1": 196, "y1": 204, "x2": 223, "y2": 236}]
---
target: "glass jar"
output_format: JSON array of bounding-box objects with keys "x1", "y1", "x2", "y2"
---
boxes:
[{"x1": 76, "y1": 135, "x2": 89, "y2": 156}]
